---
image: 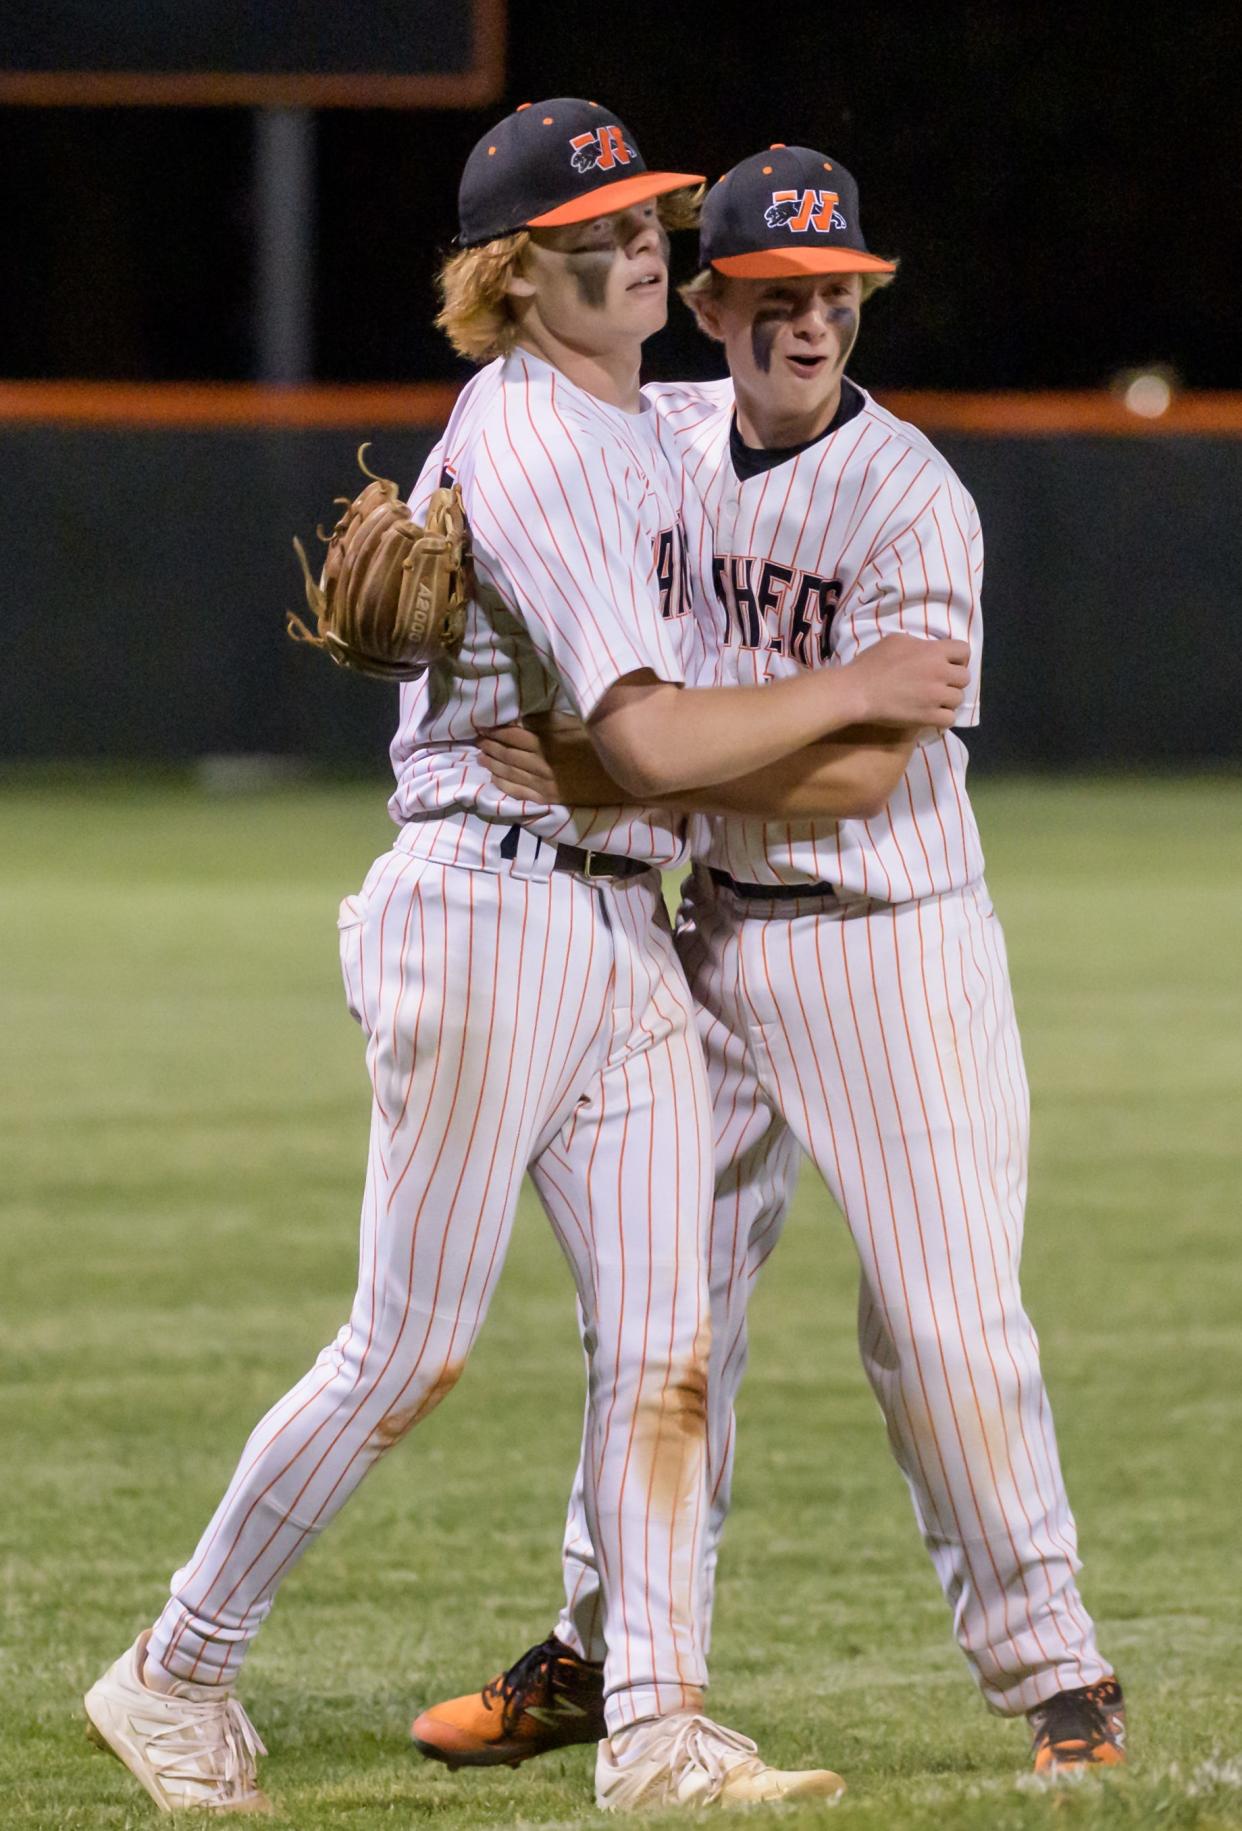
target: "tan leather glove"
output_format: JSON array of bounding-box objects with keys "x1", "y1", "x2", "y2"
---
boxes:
[{"x1": 287, "y1": 446, "x2": 470, "y2": 681}]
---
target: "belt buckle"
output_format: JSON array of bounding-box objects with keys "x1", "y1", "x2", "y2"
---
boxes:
[{"x1": 581, "y1": 849, "x2": 605, "y2": 879}]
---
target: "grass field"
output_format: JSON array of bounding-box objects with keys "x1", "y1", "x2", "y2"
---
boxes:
[{"x1": 3, "y1": 775, "x2": 1241, "y2": 1830}]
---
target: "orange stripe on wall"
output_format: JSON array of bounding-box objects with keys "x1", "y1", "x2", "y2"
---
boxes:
[
  {"x1": 876, "y1": 391, "x2": 1242, "y2": 436},
  {"x1": 0, "y1": 383, "x2": 463, "y2": 428},
  {"x1": 1, "y1": 382, "x2": 1241, "y2": 436},
  {"x1": 0, "y1": 71, "x2": 500, "y2": 107}
]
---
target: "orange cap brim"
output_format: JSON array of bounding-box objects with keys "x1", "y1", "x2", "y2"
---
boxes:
[
  {"x1": 712, "y1": 247, "x2": 897, "y2": 277},
  {"x1": 528, "y1": 171, "x2": 705, "y2": 228}
]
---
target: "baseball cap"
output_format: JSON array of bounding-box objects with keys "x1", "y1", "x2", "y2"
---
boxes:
[
  {"x1": 700, "y1": 145, "x2": 896, "y2": 278},
  {"x1": 457, "y1": 98, "x2": 703, "y2": 247}
]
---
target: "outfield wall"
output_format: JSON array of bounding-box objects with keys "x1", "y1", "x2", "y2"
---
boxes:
[{"x1": 5, "y1": 387, "x2": 1240, "y2": 771}]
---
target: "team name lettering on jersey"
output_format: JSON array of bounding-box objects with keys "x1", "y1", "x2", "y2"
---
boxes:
[
  {"x1": 391, "y1": 350, "x2": 706, "y2": 869},
  {"x1": 656, "y1": 523, "x2": 693, "y2": 621},
  {"x1": 710, "y1": 554, "x2": 842, "y2": 663},
  {"x1": 646, "y1": 374, "x2": 987, "y2": 899}
]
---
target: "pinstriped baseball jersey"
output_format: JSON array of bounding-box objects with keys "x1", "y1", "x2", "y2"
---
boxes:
[
  {"x1": 389, "y1": 348, "x2": 708, "y2": 867},
  {"x1": 647, "y1": 377, "x2": 987, "y2": 898}
]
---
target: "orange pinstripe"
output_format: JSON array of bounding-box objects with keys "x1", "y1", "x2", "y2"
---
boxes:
[
  {"x1": 884, "y1": 906, "x2": 1058, "y2": 1664},
  {"x1": 151, "y1": 836, "x2": 713, "y2": 1727},
  {"x1": 389, "y1": 354, "x2": 692, "y2": 868},
  {"x1": 148, "y1": 351, "x2": 723, "y2": 1723},
  {"x1": 925, "y1": 898, "x2": 1093, "y2": 1644},
  {"x1": 552, "y1": 375, "x2": 1110, "y2": 1716},
  {"x1": 558, "y1": 878, "x2": 1108, "y2": 1711}
]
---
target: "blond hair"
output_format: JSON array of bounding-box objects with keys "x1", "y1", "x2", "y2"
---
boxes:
[
  {"x1": 679, "y1": 260, "x2": 896, "y2": 330},
  {"x1": 435, "y1": 231, "x2": 531, "y2": 364},
  {"x1": 435, "y1": 185, "x2": 706, "y2": 365}
]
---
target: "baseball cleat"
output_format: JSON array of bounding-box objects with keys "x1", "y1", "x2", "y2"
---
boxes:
[
  {"x1": 1029, "y1": 1676, "x2": 1126, "y2": 1775},
  {"x1": 84, "y1": 1631, "x2": 271, "y2": 1814},
  {"x1": 595, "y1": 1711, "x2": 845, "y2": 1810},
  {"x1": 410, "y1": 1634, "x2": 606, "y2": 1768}
]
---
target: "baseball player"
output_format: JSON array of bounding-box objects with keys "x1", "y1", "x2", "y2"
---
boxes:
[
  {"x1": 412, "y1": 145, "x2": 1125, "y2": 1782},
  {"x1": 82, "y1": 109, "x2": 970, "y2": 1815}
]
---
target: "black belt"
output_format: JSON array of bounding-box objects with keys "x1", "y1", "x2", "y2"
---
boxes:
[
  {"x1": 708, "y1": 868, "x2": 839, "y2": 901},
  {"x1": 500, "y1": 825, "x2": 651, "y2": 881},
  {"x1": 555, "y1": 844, "x2": 651, "y2": 880}
]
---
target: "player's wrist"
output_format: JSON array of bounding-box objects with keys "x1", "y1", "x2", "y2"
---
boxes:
[{"x1": 818, "y1": 663, "x2": 870, "y2": 732}]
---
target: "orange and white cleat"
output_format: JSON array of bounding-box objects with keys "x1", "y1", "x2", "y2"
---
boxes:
[
  {"x1": 1029, "y1": 1677, "x2": 1126, "y2": 1776},
  {"x1": 411, "y1": 1635, "x2": 606, "y2": 1769}
]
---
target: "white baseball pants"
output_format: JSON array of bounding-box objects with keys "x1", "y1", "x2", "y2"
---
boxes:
[
  {"x1": 556, "y1": 871, "x2": 1110, "y2": 1715},
  {"x1": 149, "y1": 816, "x2": 713, "y2": 1732}
]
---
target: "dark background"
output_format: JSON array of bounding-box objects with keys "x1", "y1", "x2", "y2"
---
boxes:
[
  {"x1": 6, "y1": 424, "x2": 1238, "y2": 768},
  {"x1": 3, "y1": 0, "x2": 1239, "y2": 770},
  {"x1": 2, "y1": 1, "x2": 1237, "y2": 391},
  {"x1": 0, "y1": 0, "x2": 477, "y2": 75}
]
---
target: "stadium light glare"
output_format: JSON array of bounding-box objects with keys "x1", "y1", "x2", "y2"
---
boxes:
[{"x1": 1114, "y1": 365, "x2": 1177, "y2": 419}]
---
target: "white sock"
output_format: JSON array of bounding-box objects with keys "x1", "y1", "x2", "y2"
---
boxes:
[
  {"x1": 142, "y1": 1647, "x2": 192, "y2": 1695},
  {"x1": 608, "y1": 1714, "x2": 674, "y2": 1760}
]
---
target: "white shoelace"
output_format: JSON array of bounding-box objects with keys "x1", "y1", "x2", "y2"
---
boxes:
[
  {"x1": 145, "y1": 1693, "x2": 268, "y2": 1802},
  {"x1": 648, "y1": 1713, "x2": 768, "y2": 1803}
]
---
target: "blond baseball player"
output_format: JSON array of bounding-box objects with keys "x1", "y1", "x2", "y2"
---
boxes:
[
  {"x1": 82, "y1": 110, "x2": 974, "y2": 1815},
  {"x1": 413, "y1": 145, "x2": 1125, "y2": 1782}
]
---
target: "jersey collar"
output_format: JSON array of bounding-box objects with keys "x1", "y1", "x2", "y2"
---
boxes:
[{"x1": 729, "y1": 376, "x2": 865, "y2": 481}]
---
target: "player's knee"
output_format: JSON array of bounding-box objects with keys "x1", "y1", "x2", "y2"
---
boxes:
[
  {"x1": 316, "y1": 1324, "x2": 467, "y2": 1426},
  {"x1": 618, "y1": 1353, "x2": 709, "y2": 1506},
  {"x1": 600, "y1": 1346, "x2": 708, "y2": 1422},
  {"x1": 633, "y1": 1353, "x2": 709, "y2": 1436},
  {"x1": 888, "y1": 1309, "x2": 970, "y2": 1377},
  {"x1": 890, "y1": 1316, "x2": 1028, "y2": 1418},
  {"x1": 365, "y1": 1360, "x2": 465, "y2": 1456},
  {"x1": 672, "y1": 1356, "x2": 709, "y2": 1429}
]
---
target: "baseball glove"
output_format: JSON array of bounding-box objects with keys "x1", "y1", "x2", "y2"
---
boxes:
[{"x1": 287, "y1": 446, "x2": 470, "y2": 681}]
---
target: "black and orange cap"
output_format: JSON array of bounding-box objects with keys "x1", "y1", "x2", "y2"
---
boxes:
[
  {"x1": 456, "y1": 98, "x2": 703, "y2": 247},
  {"x1": 701, "y1": 145, "x2": 896, "y2": 278}
]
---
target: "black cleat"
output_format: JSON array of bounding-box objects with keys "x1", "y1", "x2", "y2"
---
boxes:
[{"x1": 1029, "y1": 1676, "x2": 1126, "y2": 1775}]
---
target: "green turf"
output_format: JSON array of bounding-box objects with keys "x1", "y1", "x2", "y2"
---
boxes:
[{"x1": 2, "y1": 776, "x2": 1241, "y2": 1829}]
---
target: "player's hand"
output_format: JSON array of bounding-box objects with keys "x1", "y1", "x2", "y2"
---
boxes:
[
  {"x1": 478, "y1": 712, "x2": 625, "y2": 805},
  {"x1": 845, "y1": 635, "x2": 971, "y2": 729}
]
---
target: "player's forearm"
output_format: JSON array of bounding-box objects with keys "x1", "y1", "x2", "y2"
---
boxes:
[
  {"x1": 589, "y1": 669, "x2": 870, "y2": 800},
  {"x1": 663, "y1": 728, "x2": 918, "y2": 818}
]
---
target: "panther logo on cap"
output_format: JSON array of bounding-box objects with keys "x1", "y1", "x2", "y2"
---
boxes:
[
  {"x1": 569, "y1": 126, "x2": 637, "y2": 173},
  {"x1": 765, "y1": 189, "x2": 845, "y2": 233}
]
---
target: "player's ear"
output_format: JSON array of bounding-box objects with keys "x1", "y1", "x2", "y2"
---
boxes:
[
  {"x1": 504, "y1": 235, "x2": 539, "y2": 301},
  {"x1": 691, "y1": 293, "x2": 726, "y2": 344},
  {"x1": 678, "y1": 269, "x2": 728, "y2": 344}
]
